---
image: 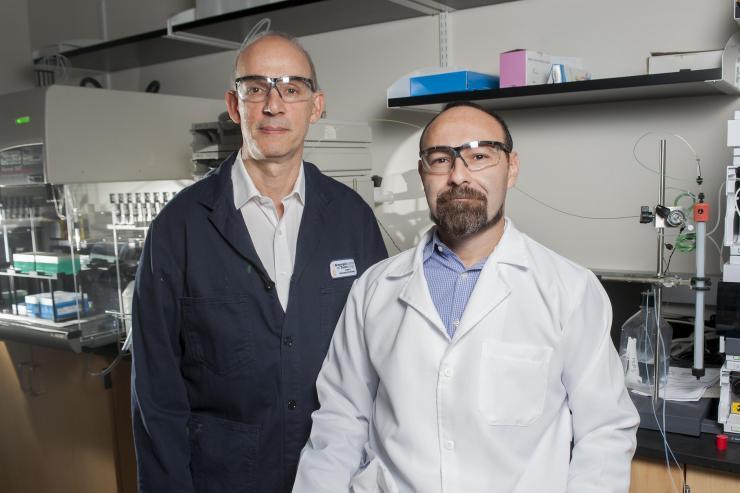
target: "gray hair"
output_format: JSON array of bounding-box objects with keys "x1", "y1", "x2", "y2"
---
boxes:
[{"x1": 231, "y1": 31, "x2": 319, "y2": 90}]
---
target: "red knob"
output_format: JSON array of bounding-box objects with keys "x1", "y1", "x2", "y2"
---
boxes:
[{"x1": 716, "y1": 433, "x2": 728, "y2": 452}]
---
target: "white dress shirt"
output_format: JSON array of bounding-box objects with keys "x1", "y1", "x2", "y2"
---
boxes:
[
  {"x1": 232, "y1": 152, "x2": 305, "y2": 311},
  {"x1": 294, "y1": 220, "x2": 639, "y2": 493}
]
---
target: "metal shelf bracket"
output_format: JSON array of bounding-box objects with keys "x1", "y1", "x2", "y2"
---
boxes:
[{"x1": 164, "y1": 18, "x2": 242, "y2": 50}]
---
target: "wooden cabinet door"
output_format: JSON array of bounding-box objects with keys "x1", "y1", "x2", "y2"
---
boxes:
[
  {"x1": 630, "y1": 457, "x2": 684, "y2": 493},
  {"x1": 685, "y1": 466, "x2": 740, "y2": 492}
]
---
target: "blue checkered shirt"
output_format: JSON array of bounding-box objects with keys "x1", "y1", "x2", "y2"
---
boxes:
[{"x1": 423, "y1": 232, "x2": 487, "y2": 339}]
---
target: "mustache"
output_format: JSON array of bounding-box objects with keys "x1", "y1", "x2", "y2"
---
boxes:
[
  {"x1": 258, "y1": 118, "x2": 291, "y2": 129},
  {"x1": 436, "y1": 186, "x2": 487, "y2": 204}
]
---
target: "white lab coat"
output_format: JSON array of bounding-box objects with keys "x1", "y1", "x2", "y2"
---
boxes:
[{"x1": 294, "y1": 220, "x2": 639, "y2": 493}]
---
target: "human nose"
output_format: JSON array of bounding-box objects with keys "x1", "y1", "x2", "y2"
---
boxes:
[
  {"x1": 262, "y1": 84, "x2": 286, "y2": 114},
  {"x1": 447, "y1": 153, "x2": 472, "y2": 185}
]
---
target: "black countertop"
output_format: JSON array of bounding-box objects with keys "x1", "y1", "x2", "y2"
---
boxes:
[{"x1": 636, "y1": 428, "x2": 740, "y2": 474}]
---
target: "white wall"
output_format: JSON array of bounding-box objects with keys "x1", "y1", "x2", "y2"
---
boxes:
[
  {"x1": 8, "y1": 0, "x2": 740, "y2": 275},
  {"x1": 26, "y1": 0, "x2": 103, "y2": 52},
  {"x1": 108, "y1": 0, "x2": 739, "y2": 276},
  {"x1": 0, "y1": 0, "x2": 34, "y2": 93},
  {"x1": 26, "y1": 0, "x2": 193, "y2": 51}
]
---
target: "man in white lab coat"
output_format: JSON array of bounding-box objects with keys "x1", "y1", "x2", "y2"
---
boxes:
[{"x1": 293, "y1": 102, "x2": 639, "y2": 493}]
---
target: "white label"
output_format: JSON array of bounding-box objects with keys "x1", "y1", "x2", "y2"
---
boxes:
[
  {"x1": 625, "y1": 337, "x2": 641, "y2": 386},
  {"x1": 330, "y1": 259, "x2": 357, "y2": 279}
]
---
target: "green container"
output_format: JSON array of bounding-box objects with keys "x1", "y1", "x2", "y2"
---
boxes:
[
  {"x1": 34, "y1": 253, "x2": 81, "y2": 275},
  {"x1": 12, "y1": 253, "x2": 35, "y2": 273}
]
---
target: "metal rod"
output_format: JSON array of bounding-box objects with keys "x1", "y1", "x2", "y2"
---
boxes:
[
  {"x1": 29, "y1": 206, "x2": 37, "y2": 255},
  {"x1": 111, "y1": 213, "x2": 126, "y2": 338},
  {"x1": 653, "y1": 140, "x2": 667, "y2": 404}
]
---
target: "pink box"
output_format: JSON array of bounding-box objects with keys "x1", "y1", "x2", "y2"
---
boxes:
[{"x1": 499, "y1": 49, "x2": 552, "y2": 88}]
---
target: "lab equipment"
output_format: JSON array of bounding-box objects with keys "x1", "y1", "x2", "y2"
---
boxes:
[
  {"x1": 0, "y1": 86, "x2": 223, "y2": 352},
  {"x1": 718, "y1": 337, "x2": 740, "y2": 438},
  {"x1": 717, "y1": 112, "x2": 740, "y2": 439},
  {"x1": 637, "y1": 140, "x2": 681, "y2": 403},
  {"x1": 620, "y1": 291, "x2": 673, "y2": 393},
  {"x1": 191, "y1": 117, "x2": 376, "y2": 205}
]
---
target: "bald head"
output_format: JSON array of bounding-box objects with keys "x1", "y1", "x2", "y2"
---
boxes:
[
  {"x1": 232, "y1": 32, "x2": 319, "y2": 90},
  {"x1": 420, "y1": 102, "x2": 512, "y2": 151}
]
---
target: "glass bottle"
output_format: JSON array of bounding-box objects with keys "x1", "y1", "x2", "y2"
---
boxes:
[{"x1": 619, "y1": 291, "x2": 673, "y2": 393}]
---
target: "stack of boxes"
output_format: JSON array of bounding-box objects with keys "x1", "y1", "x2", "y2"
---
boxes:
[
  {"x1": 11, "y1": 251, "x2": 81, "y2": 275},
  {"x1": 499, "y1": 49, "x2": 591, "y2": 88},
  {"x1": 24, "y1": 291, "x2": 89, "y2": 321}
]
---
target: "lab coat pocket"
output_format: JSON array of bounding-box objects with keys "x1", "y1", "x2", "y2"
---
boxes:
[
  {"x1": 188, "y1": 413, "x2": 260, "y2": 493},
  {"x1": 478, "y1": 341, "x2": 553, "y2": 426},
  {"x1": 349, "y1": 452, "x2": 399, "y2": 493},
  {"x1": 181, "y1": 295, "x2": 254, "y2": 375},
  {"x1": 320, "y1": 279, "x2": 354, "y2": 339}
]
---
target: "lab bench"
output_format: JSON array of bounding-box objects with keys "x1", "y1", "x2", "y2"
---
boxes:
[{"x1": 631, "y1": 428, "x2": 740, "y2": 492}]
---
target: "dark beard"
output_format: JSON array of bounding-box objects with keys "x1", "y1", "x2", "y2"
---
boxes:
[{"x1": 431, "y1": 186, "x2": 503, "y2": 238}]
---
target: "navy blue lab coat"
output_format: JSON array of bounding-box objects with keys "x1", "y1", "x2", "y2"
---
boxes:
[{"x1": 131, "y1": 155, "x2": 387, "y2": 493}]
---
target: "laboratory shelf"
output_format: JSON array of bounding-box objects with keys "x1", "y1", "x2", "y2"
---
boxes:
[
  {"x1": 0, "y1": 269, "x2": 59, "y2": 280},
  {"x1": 48, "y1": 0, "x2": 512, "y2": 72},
  {"x1": 0, "y1": 313, "x2": 115, "y2": 352},
  {"x1": 105, "y1": 224, "x2": 149, "y2": 232},
  {"x1": 387, "y1": 68, "x2": 738, "y2": 112},
  {"x1": 636, "y1": 428, "x2": 740, "y2": 475}
]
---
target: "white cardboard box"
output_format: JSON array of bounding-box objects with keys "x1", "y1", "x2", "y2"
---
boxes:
[{"x1": 647, "y1": 50, "x2": 722, "y2": 74}]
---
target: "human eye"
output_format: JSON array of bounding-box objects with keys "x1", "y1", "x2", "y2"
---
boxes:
[
  {"x1": 462, "y1": 148, "x2": 491, "y2": 162},
  {"x1": 425, "y1": 152, "x2": 452, "y2": 170},
  {"x1": 245, "y1": 83, "x2": 267, "y2": 95}
]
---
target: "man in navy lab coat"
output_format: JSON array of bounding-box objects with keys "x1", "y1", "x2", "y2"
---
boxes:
[{"x1": 131, "y1": 31, "x2": 387, "y2": 493}]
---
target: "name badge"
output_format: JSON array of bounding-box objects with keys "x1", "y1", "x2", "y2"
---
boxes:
[{"x1": 330, "y1": 259, "x2": 357, "y2": 279}]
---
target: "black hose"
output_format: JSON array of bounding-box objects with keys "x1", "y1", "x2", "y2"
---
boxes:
[
  {"x1": 79, "y1": 77, "x2": 102, "y2": 88},
  {"x1": 145, "y1": 80, "x2": 160, "y2": 93}
]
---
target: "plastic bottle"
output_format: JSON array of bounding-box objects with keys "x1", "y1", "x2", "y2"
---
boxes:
[{"x1": 619, "y1": 291, "x2": 673, "y2": 393}]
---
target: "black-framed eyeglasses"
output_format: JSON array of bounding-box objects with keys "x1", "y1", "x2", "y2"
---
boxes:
[
  {"x1": 419, "y1": 140, "x2": 511, "y2": 175},
  {"x1": 234, "y1": 75, "x2": 316, "y2": 103}
]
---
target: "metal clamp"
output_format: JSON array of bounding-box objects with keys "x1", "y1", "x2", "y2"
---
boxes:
[{"x1": 690, "y1": 276, "x2": 712, "y2": 291}]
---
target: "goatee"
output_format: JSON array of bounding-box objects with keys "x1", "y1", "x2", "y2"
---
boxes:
[{"x1": 431, "y1": 186, "x2": 503, "y2": 238}]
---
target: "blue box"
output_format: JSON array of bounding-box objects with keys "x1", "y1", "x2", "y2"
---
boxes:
[
  {"x1": 38, "y1": 292, "x2": 89, "y2": 321},
  {"x1": 24, "y1": 294, "x2": 40, "y2": 318},
  {"x1": 409, "y1": 71, "x2": 499, "y2": 96}
]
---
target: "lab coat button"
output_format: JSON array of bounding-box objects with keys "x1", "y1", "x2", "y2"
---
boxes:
[
  {"x1": 443, "y1": 367, "x2": 453, "y2": 377},
  {"x1": 444, "y1": 440, "x2": 455, "y2": 450},
  {"x1": 287, "y1": 400, "x2": 297, "y2": 410}
]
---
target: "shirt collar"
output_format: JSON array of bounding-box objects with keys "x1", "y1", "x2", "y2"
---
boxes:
[
  {"x1": 232, "y1": 150, "x2": 306, "y2": 210},
  {"x1": 390, "y1": 219, "x2": 528, "y2": 278},
  {"x1": 423, "y1": 230, "x2": 487, "y2": 270}
]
